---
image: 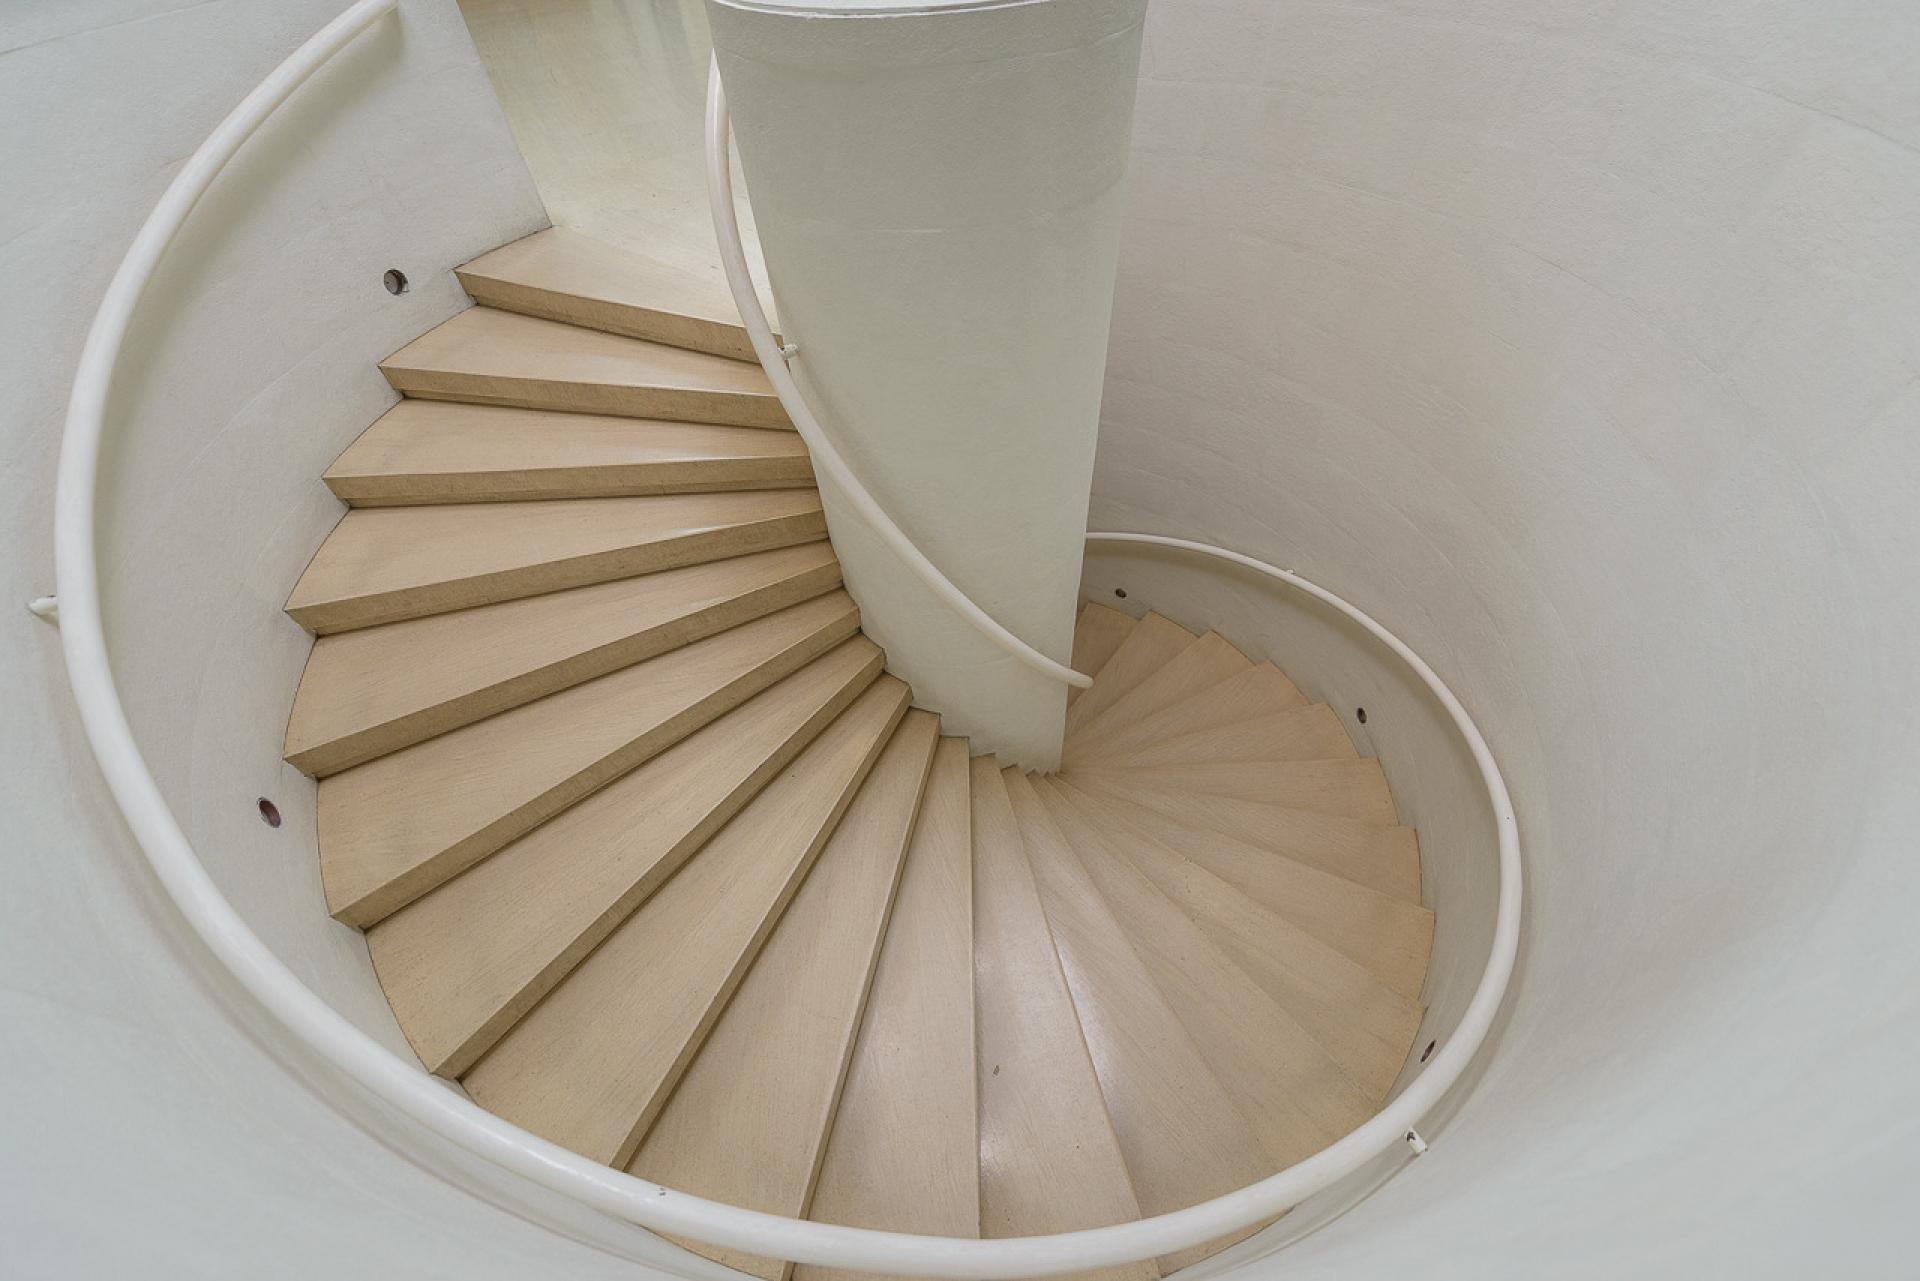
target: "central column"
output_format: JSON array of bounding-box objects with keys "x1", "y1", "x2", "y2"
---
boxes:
[{"x1": 708, "y1": 0, "x2": 1146, "y2": 770}]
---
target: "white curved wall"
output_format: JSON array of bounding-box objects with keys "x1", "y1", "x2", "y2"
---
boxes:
[
  {"x1": 1092, "y1": 1, "x2": 1920, "y2": 1274},
  {"x1": 4, "y1": 3, "x2": 735, "y2": 1275},
  {"x1": 710, "y1": 0, "x2": 1146, "y2": 768}
]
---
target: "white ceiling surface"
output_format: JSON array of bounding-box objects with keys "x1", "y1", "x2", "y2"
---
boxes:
[{"x1": 1091, "y1": 1, "x2": 1920, "y2": 1276}]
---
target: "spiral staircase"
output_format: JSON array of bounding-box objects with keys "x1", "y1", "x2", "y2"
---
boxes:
[{"x1": 282, "y1": 228, "x2": 1434, "y2": 1277}]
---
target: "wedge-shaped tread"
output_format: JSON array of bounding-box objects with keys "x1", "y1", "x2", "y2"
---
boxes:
[
  {"x1": 1067, "y1": 631, "x2": 1251, "y2": 746},
  {"x1": 638, "y1": 711, "x2": 939, "y2": 1281},
  {"x1": 287, "y1": 543, "x2": 842, "y2": 777},
  {"x1": 1075, "y1": 701, "x2": 1354, "y2": 771},
  {"x1": 970, "y1": 760, "x2": 1155, "y2": 1280},
  {"x1": 287, "y1": 488, "x2": 824, "y2": 634},
  {"x1": 1069, "y1": 603, "x2": 1136, "y2": 705},
  {"x1": 1063, "y1": 612, "x2": 1196, "y2": 739},
  {"x1": 457, "y1": 227, "x2": 770, "y2": 362},
  {"x1": 1052, "y1": 780, "x2": 1422, "y2": 1100},
  {"x1": 1064, "y1": 758, "x2": 1397, "y2": 824},
  {"x1": 462, "y1": 683, "x2": 914, "y2": 1167},
  {"x1": 324, "y1": 400, "x2": 811, "y2": 506},
  {"x1": 1005, "y1": 771, "x2": 1271, "y2": 1272},
  {"x1": 365, "y1": 638, "x2": 885, "y2": 1076},
  {"x1": 1051, "y1": 784, "x2": 1432, "y2": 999},
  {"x1": 1034, "y1": 779, "x2": 1374, "y2": 1157},
  {"x1": 1065, "y1": 663, "x2": 1310, "y2": 766},
  {"x1": 1076, "y1": 779, "x2": 1423, "y2": 905},
  {"x1": 797, "y1": 738, "x2": 979, "y2": 1281},
  {"x1": 380, "y1": 307, "x2": 790, "y2": 428},
  {"x1": 320, "y1": 593, "x2": 861, "y2": 927}
]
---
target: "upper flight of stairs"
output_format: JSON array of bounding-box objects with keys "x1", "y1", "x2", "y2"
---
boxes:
[{"x1": 283, "y1": 227, "x2": 1434, "y2": 1276}]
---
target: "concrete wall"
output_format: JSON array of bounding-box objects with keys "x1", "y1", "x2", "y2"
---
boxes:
[
  {"x1": 1091, "y1": 1, "x2": 1920, "y2": 1275},
  {"x1": 709, "y1": 0, "x2": 1147, "y2": 769}
]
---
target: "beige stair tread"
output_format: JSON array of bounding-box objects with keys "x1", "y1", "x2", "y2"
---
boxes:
[
  {"x1": 286, "y1": 488, "x2": 825, "y2": 634},
  {"x1": 1074, "y1": 702, "x2": 1356, "y2": 771},
  {"x1": 1062, "y1": 612, "x2": 1196, "y2": 739},
  {"x1": 1073, "y1": 778, "x2": 1423, "y2": 905},
  {"x1": 324, "y1": 400, "x2": 811, "y2": 505},
  {"x1": 1051, "y1": 780, "x2": 1423, "y2": 1101},
  {"x1": 638, "y1": 712, "x2": 939, "y2": 1281},
  {"x1": 1032, "y1": 779, "x2": 1374, "y2": 1157},
  {"x1": 1067, "y1": 631, "x2": 1253, "y2": 746},
  {"x1": 380, "y1": 306, "x2": 790, "y2": 429},
  {"x1": 1069, "y1": 602, "x2": 1136, "y2": 706},
  {"x1": 286, "y1": 543, "x2": 842, "y2": 777},
  {"x1": 1064, "y1": 663, "x2": 1311, "y2": 767},
  {"x1": 462, "y1": 685, "x2": 916, "y2": 1168},
  {"x1": 457, "y1": 227, "x2": 769, "y2": 362},
  {"x1": 1063, "y1": 759, "x2": 1397, "y2": 824},
  {"x1": 364, "y1": 640, "x2": 885, "y2": 1076},
  {"x1": 970, "y1": 760, "x2": 1155, "y2": 1280},
  {"x1": 319, "y1": 593, "x2": 861, "y2": 927},
  {"x1": 797, "y1": 737, "x2": 979, "y2": 1281},
  {"x1": 1050, "y1": 783, "x2": 1433, "y2": 999},
  {"x1": 1004, "y1": 770, "x2": 1272, "y2": 1272}
]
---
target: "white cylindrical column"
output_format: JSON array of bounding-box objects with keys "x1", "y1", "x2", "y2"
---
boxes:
[{"x1": 708, "y1": 0, "x2": 1146, "y2": 769}]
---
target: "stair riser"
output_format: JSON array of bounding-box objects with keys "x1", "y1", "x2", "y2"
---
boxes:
[
  {"x1": 455, "y1": 275, "x2": 762, "y2": 363},
  {"x1": 325, "y1": 462, "x2": 815, "y2": 507},
  {"x1": 381, "y1": 377, "x2": 792, "y2": 431}
]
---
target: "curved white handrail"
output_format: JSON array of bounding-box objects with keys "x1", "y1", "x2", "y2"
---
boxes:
[
  {"x1": 49, "y1": 7, "x2": 1519, "y2": 1275},
  {"x1": 704, "y1": 56, "x2": 1093, "y2": 691}
]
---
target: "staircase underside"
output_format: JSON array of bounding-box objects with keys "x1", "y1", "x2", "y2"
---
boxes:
[{"x1": 284, "y1": 228, "x2": 1433, "y2": 1277}]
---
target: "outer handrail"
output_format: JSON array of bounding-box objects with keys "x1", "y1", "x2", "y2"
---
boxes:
[
  {"x1": 704, "y1": 55, "x2": 1093, "y2": 691},
  {"x1": 50, "y1": 6, "x2": 1519, "y2": 1275}
]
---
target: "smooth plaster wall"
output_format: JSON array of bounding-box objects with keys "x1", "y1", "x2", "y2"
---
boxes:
[
  {"x1": 1090, "y1": 1, "x2": 1920, "y2": 1275},
  {"x1": 2, "y1": 3, "x2": 739, "y2": 1275},
  {"x1": 709, "y1": 0, "x2": 1147, "y2": 769}
]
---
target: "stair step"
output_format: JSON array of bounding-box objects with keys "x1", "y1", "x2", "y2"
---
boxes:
[
  {"x1": 1075, "y1": 701, "x2": 1355, "y2": 771},
  {"x1": 1074, "y1": 778, "x2": 1423, "y2": 906},
  {"x1": 380, "y1": 307, "x2": 790, "y2": 428},
  {"x1": 1051, "y1": 780, "x2": 1423, "y2": 1101},
  {"x1": 363, "y1": 640, "x2": 886, "y2": 1076},
  {"x1": 324, "y1": 400, "x2": 811, "y2": 506},
  {"x1": 1068, "y1": 602, "x2": 1136, "y2": 706},
  {"x1": 461, "y1": 685, "x2": 915, "y2": 1167},
  {"x1": 1032, "y1": 779, "x2": 1373, "y2": 1156},
  {"x1": 1063, "y1": 612, "x2": 1195, "y2": 738},
  {"x1": 637, "y1": 712, "x2": 940, "y2": 1281},
  {"x1": 286, "y1": 543, "x2": 842, "y2": 778},
  {"x1": 1004, "y1": 771, "x2": 1272, "y2": 1272},
  {"x1": 1067, "y1": 631, "x2": 1252, "y2": 746},
  {"x1": 286, "y1": 488, "x2": 825, "y2": 634},
  {"x1": 1064, "y1": 663, "x2": 1310, "y2": 766},
  {"x1": 457, "y1": 227, "x2": 769, "y2": 362},
  {"x1": 797, "y1": 737, "x2": 980, "y2": 1281},
  {"x1": 319, "y1": 594, "x2": 861, "y2": 927},
  {"x1": 1063, "y1": 759, "x2": 1397, "y2": 823},
  {"x1": 1052, "y1": 783, "x2": 1433, "y2": 998},
  {"x1": 969, "y1": 760, "x2": 1156, "y2": 1280}
]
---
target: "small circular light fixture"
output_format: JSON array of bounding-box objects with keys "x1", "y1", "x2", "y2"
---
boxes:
[
  {"x1": 1356, "y1": 706, "x2": 1368, "y2": 724},
  {"x1": 382, "y1": 268, "x2": 409, "y2": 296},
  {"x1": 257, "y1": 797, "x2": 282, "y2": 828},
  {"x1": 1113, "y1": 587, "x2": 1128, "y2": 599}
]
